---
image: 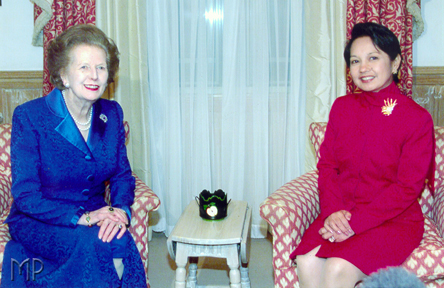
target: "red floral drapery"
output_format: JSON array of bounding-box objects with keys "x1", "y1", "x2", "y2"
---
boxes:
[
  {"x1": 346, "y1": 0, "x2": 419, "y2": 97},
  {"x1": 33, "y1": 0, "x2": 96, "y2": 96}
]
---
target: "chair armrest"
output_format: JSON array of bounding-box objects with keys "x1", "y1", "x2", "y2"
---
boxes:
[
  {"x1": 127, "y1": 173, "x2": 160, "y2": 281},
  {"x1": 131, "y1": 172, "x2": 161, "y2": 214},
  {"x1": 432, "y1": 185, "x2": 444, "y2": 238},
  {"x1": 129, "y1": 172, "x2": 161, "y2": 235},
  {"x1": 104, "y1": 172, "x2": 161, "y2": 216},
  {"x1": 259, "y1": 170, "x2": 320, "y2": 270},
  {"x1": 0, "y1": 223, "x2": 11, "y2": 278},
  {"x1": 0, "y1": 170, "x2": 12, "y2": 225}
]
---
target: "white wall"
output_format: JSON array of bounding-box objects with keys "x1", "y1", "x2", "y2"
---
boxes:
[
  {"x1": 412, "y1": 0, "x2": 444, "y2": 66},
  {"x1": 0, "y1": 0, "x2": 442, "y2": 71},
  {"x1": 0, "y1": 0, "x2": 43, "y2": 70}
]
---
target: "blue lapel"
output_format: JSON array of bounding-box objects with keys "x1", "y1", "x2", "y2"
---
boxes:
[
  {"x1": 88, "y1": 100, "x2": 107, "y2": 153},
  {"x1": 46, "y1": 89, "x2": 94, "y2": 156}
]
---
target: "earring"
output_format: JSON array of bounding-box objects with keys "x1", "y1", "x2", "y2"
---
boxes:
[{"x1": 64, "y1": 83, "x2": 70, "y2": 88}]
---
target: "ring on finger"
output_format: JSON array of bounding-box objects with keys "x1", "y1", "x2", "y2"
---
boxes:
[
  {"x1": 109, "y1": 207, "x2": 114, "y2": 212},
  {"x1": 329, "y1": 236, "x2": 335, "y2": 242},
  {"x1": 118, "y1": 224, "x2": 122, "y2": 229}
]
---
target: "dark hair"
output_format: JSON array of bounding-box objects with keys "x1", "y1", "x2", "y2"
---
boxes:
[
  {"x1": 343, "y1": 22, "x2": 402, "y2": 83},
  {"x1": 46, "y1": 24, "x2": 120, "y2": 90}
]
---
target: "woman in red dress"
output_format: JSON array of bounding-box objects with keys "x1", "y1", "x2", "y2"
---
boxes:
[{"x1": 291, "y1": 22, "x2": 435, "y2": 288}]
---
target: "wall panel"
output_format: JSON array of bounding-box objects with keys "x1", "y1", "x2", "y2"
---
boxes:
[{"x1": 413, "y1": 67, "x2": 444, "y2": 126}]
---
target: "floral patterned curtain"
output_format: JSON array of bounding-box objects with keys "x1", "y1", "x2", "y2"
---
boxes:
[
  {"x1": 346, "y1": 0, "x2": 422, "y2": 97},
  {"x1": 32, "y1": 0, "x2": 96, "y2": 96}
]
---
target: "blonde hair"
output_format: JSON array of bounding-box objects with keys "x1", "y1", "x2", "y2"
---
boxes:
[{"x1": 46, "y1": 24, "x2": 120, "y2": 90}]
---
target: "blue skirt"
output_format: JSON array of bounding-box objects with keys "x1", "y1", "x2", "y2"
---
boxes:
[{"x1": 1, "y1": 216, "x2": 146, "y2": 287}]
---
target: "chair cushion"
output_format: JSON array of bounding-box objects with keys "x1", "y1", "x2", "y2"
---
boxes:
[
  {"x1": 435, "y1": 127, "x2": 444, "y2": 190},
  {"x1": 308, "y1": 122, "x2": 327, "y2": 164},
  {"x1": 402, "y1": 215, "x2": 444, "y2": 282},
  {"x1": 0, "y1": 124, "x2": 12, "y2": 174},
  {"x1": 0, "y1": 173, "x2": 12, "y2": 221},
  {"x1": 0, "y1": 223, "x2": 11, "y2": 277},
  {"x1": 124, "y1": 121, "x2": 130, "y2": 144},
  {"x1": 419, "y1": 186, "x2": 435, "y2": 218}
]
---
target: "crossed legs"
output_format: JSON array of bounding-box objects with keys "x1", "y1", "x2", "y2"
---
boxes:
[{"x1": 296, "y1": 245, "x2": 366, "y2": 288}]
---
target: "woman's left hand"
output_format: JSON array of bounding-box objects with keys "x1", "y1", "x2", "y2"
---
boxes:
[
  {"x1": 324, "y1": 210, "x2": 353, "y2": 236},
  {"x1": 96, "y1": 207, "x2": 128, "y2": 242},
  {"x1": 319, "y1": 226, "x2": 354, "y2": 243}
]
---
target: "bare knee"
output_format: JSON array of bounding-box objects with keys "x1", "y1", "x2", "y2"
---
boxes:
[
  {"x1": 297, "y1": 255, "x2": 318, "y2": 274},
  {"x1": 297, "y1": 256, "x2": 323, "y2": 288},
  {"x1": 322, "y1": 258, "x2": 366, "y2": 288},
  {"x1": 296, "y1": 246, "x2": 324, "y2": 288},
  {"x1": 296, "y1": 246, "x2": 322, "y2": 273}
]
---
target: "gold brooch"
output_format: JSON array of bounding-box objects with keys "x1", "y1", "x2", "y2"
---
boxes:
[{"x1": 381, "y1": 99, "x2": 397, "y2": 116}]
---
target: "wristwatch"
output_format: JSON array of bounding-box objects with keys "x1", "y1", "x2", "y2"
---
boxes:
[{"x1": 85, "y1": 211, "x2": 92, "y2": 227}]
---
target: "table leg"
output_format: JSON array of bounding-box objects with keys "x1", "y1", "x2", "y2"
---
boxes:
[
  {"x1": 240, "y1": 265, "x2": 250, "y2": 288},
  {"x1": 186, "y1": 262, "x2": 198, "y2": 288},
  {"x1": 175, "y1": 248, "x2": 188, "y2": 288},
  {"x1": 227, "y1": 251, "x2": 241, "y2": 288}
]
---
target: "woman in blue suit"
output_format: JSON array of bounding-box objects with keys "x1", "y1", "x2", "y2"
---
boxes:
[{"x1": 1, "y1": 24, "x2": 146, "y2": 287}]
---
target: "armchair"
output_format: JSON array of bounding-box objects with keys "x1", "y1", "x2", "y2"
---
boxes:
[
  {"x1": 260, "y1": 122, "x2": 444, "y2": 288},
  {"x1": 0, "y1": 122, "x2": 160, "y2": 287}
]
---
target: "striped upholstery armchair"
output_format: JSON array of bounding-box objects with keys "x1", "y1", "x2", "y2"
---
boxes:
[
  {"x1": 0, "y1": 122, "x2": 160, "y2": 287},
  {"x1": 260, "y1": 122, "x2": 444, "y2": 288}
]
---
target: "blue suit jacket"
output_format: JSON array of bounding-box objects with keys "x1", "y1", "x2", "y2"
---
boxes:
[{"x1": 7, "y1": 89, "x2": 135, "y2": 227}]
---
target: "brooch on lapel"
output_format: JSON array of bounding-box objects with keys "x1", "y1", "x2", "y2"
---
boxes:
[
  {"x1": 381, "y1": 99, "x2": 397, "y2": 116},
  {"x1": 99, "y1": 114, "x2": 108, "y2": 123}
]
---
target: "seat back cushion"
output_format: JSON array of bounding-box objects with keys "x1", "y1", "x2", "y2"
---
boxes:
[
  {"x1": 308, "y1": 122, "x2": 444, "y2": 217},
  {"x1": 309, "y1": 122, "x2": 327, "y2": 164},
  {"x1": 435, "y1": 127, "x2": 444, "y2": 190},
  {"x1": 0, "y1": 124, "x2": 12, "y2": 174}
]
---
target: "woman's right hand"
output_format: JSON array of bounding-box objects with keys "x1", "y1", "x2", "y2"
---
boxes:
[
  {"x1": 324, "y1": 210, "x2": 354, "y2": 236},
  {"x1": 79, "y1": 206, "x2": 128, "y2": 242}
]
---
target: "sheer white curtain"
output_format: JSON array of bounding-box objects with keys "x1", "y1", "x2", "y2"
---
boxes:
[{"x1": 147, "y1": 0, "x2": 306, "y2": 238}]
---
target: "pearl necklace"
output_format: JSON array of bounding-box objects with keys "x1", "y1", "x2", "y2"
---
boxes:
[{"x1": 62, "y1": 90, "x2": 93, "y2": 131}]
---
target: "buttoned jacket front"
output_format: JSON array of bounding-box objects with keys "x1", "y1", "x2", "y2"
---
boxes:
[
  {"x1": 292, "y1": 82, "x2": 435, "y2": 275},
  {"x1": 7, "y1": 88, "x2": 135, "y2": 227}
]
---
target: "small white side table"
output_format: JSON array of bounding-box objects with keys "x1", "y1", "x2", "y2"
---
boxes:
[{"x1": 167, "y1": 200, "x2": 252, "y2": 288}]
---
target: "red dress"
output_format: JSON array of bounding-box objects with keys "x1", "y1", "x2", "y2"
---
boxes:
[{"x1": 290, "y1": 82, "x2": 435, "y2": 275}]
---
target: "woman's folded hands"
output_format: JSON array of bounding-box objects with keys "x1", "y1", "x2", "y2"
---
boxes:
[{"x1": 319, "y1": 210, "x2": 355, "y2": 243}]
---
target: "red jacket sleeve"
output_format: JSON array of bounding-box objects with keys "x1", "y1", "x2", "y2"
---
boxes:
[
  {"x1": 317, "y1": 100, "x2": 348, "y2": 220},
  {"x1": 349, "y1": 113, "x2": 434, "y2": 235}
]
